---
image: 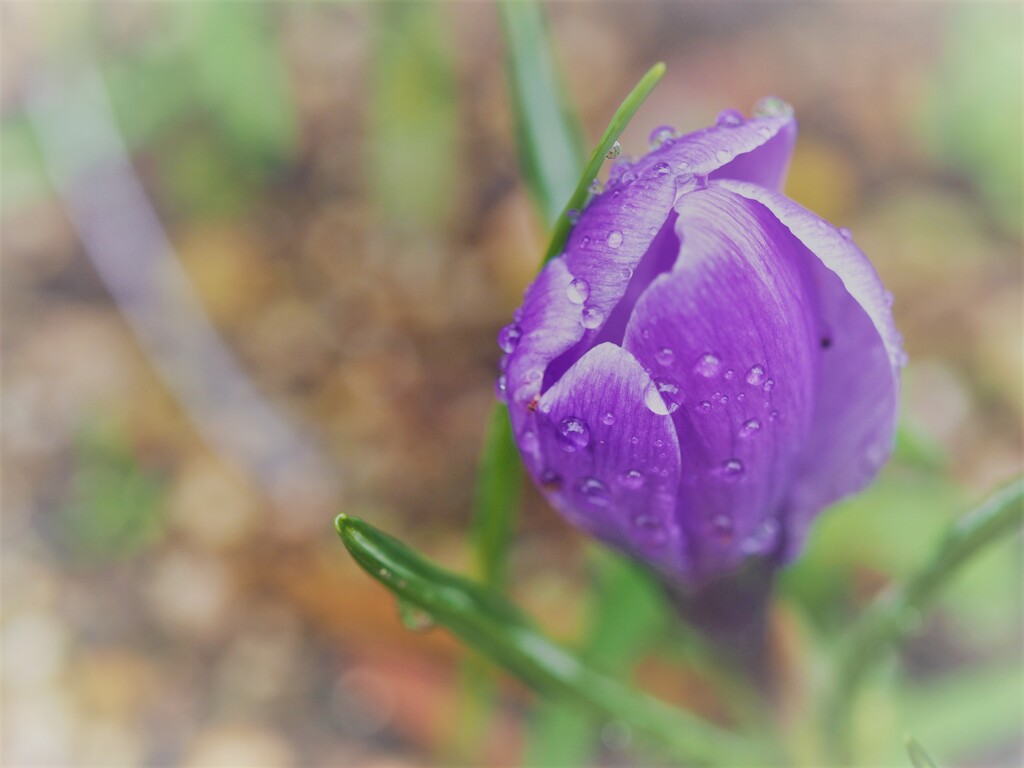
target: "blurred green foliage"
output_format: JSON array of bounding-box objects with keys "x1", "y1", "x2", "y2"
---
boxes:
[
  {"x1": 369, "y1": 2, "x2": 456, "y2": 232},
  {"x1": 2, "y1": 3, "x2": 296, "y2": 216},
  {"x1": 922, "y1": 4, "x2": 1023, "y2": 236},
  {"x1": 61, "y1": 421, "x2": 166, "y2": 562}
]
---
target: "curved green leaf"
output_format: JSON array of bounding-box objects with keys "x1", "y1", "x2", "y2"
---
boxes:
[{"x1": 335, "y1": 513, "x2": 775, "y2": 766}]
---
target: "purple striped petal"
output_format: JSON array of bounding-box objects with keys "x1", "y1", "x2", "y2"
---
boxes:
[
  {"x1": 541, "y1": 112, "x2": 798, "y2": 385},
  {"x1": 715, "y1": 180, "x2": 903, "y2": 558},
  {"x1": 533, "y1": 343, "x2": 687, "y2": 580},
  {"x1": 623, "y1": 186, "x2": 819, "y2": 580}
]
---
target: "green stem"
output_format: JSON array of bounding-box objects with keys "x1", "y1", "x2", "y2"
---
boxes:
[
  {"x1": 336, "y1": 514, "x2": 779, "y2": 767},
  {"x1": 541, "y1": 61, "x2": 665, "y2": 265},
  {"x1": 498, "y1": 0, "x2": 585, "y2": 228},
  {"x1": 825, "y1": 476, "x2": 1024, "y2": 760},
  {"x1": 471, "y1": 406, "x2": 522, "y2": 590}
]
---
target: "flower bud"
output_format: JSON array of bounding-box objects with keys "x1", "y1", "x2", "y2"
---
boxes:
[{"x1": 498, "y1": 100, "x2": 903, "y2": 591}]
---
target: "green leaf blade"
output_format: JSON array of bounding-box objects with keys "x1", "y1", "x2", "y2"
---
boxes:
[{"x1": 334, "y1": 514, "x2": 774, "y2": 767}]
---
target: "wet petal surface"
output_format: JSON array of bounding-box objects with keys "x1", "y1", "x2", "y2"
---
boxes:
[
  {"x1": 533, "y1": 343, "x2": 687, "y2": 580},
  {"x1": 623, "y1": 186, "x2": 819, "y2": 580},
  {"x1": 716, "y1": 180, "x2": 902, "y2": 558}
]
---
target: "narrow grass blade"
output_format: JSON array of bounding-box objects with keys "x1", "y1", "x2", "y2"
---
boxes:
[
  {"x1": 826, "y1": 476, "x2": 1024, "y2": 758},
  {"x1": 498, "y1": 0, "x2": 584, "y2": 227},
  {"x1": 542, "y1": 62, "x2": 665, "y2": 264},
  {"x1": 472, "y1": 405, "x2": 522, "y2": 590},
  {"x1": 523, "y1": 551, "x2": 665, "y2": 766},
  {"x1": 335, "y1": 514, "x2": 775, "y2": 767}
]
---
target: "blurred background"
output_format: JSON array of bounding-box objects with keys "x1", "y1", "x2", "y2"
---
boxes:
[{"x1": 1, "y1": 2, "x2": 1021, "y2": 766}]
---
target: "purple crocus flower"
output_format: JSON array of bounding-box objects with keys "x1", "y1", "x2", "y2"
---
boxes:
[{"x1": 497, "y1": 99, "x2": 903, "y2": 603}]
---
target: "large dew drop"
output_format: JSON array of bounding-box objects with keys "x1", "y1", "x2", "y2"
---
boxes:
[
  {"x1": 648, "y1": 125, "x2": 676, "y2": 149},
  {"x1": 653, "y1": 378, "x2": 682, "y2": 413},
  {"x1": 558, "y1": 417, "x2": 591, "y2": 452},
  {"x1": 745, "y1": 364, "x2": 765, "y2": 385},
  {"x1": 715, "y1": 109, "x2": 744, "y2": 128},
  {"x1": 644, "y1": 382, "x2": 671, "y2": 415},
  {"x1": 581, "y1": 306, "x2": 604, "y2": 329},
  {"x1": 694, "y1": 353, "x2": 721, "y2": 377},
  {"x1": 566, "y1": 277, "x2": 590, "y2": 304},
  {"x1": 606, "y1": 230, "x2": 624, "y2": 249},
  {"x1": 605, "y1": 141, "x2": 622, "y2": 160},
  {"x1": 497, "y1": 323, "x2": 522, "y2": 354}
]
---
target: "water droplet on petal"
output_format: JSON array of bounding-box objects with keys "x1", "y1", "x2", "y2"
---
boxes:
[
  {"x1": 589, "y1": 178, "x2": 604, "y2": 194},
  {"x1": 715, "y1": 108, "x2": 744, "y2": 127},
  {"x1": 606, "y1": 230, "x2": 624, "y2": 248},
  {"x1": 753, "y1": 96, "x2": 794, "y2": 118},
  {"x1": 558, "y1": 417, "x2": 591, "y2": 452},
  {"x1": 581, "y1": 306, "x2": 604, "y2": 329},
  {"x1": 655, "y1": 347, "x2": 675, "y2": 366},
  {"x1": 711, "y1": 514, "x2": 734, "y2": 540},
  {"x1": 652, "y1": 161, "x2": 671, "y2": 176},
  {"x1": 540, "y1": 469, "x2": 562, "y2": 490},
  {"x1": 739, "y1": 418, "x2": 762, "y2": 438},
  {"x1": 762, "y1": 378, "x2": 775, "y2": 392},
  {"x1": 697, "y1": 400, "x2": 711, "y2": 412},
  {"x1": 577, "y1": 477, "x2": 610, "y2": 506},
  {"x1": 745, "y1": 364, "x2": 765, "y2": 385},
  {"x1": 567, "y1": 277, "x2": 590, "y2": 304},
  {"x1": 740, "y1": 518, "x2": 781, "y2": 555},
  {"x1": 839, "y1": 227, "x2": 852, "y2": 240},
  {"x1": 620, "y1": 266, "x2": 634, "y2": 280},
  {"x1": 494, "y1": 374, "x2": 508, "y2": 400},
  {"x1": 497, "y1": 323, "x2": 522, "y2": 353},
  {"x1": 724, "y1": 368, "x2": 735, "y2": 381},
  {"x1": 581, "y1": 236, "x2": 591, "y2": 249},
  {"x1": 769, "y1": 410, "x2": 779, "y2": 421},
  {"x1": 694, "y1": 353, "x2": 721, "y2": 377},
  {"x1": 644, "y1": 382, "x2": 670, "y2": 415},
  {"x1": 605, "y1": 141, "x2": 622, "y2": 160},
  {"x1": 648, "y1": 125, "x2": 677, "y2": 149},
  {"x1": 620, "y1": 469, "x2": 645, "y2": 489},
  {"x1": 653, "y1": 378, "x2": 682, "y2": 413},
  {"x1": 715, "y1": 149, "x2": 731, "y2": 163},
  {"x1": 602, "y1": 411, "x2": 615, "y2": 426},
  {"x1": 719, "y1": 458, "x2": 745, "y2": 480},
  {"x1": 633, "y1": 514, "x2": 666, "y2": 544}
]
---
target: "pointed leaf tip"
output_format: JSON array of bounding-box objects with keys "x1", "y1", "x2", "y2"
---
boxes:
[{"x1": 334, "y1": 513, "x2": 349, "y2": 535}]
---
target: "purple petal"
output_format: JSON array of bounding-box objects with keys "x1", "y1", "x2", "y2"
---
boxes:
[
  {"x1": 547, "y1": 112, "x2": 799, "y2": 381},
  {"x1": 716, "y1": 180, "x2": 903, "y2": 558},
  {"x1": 622, "y1": 186, "x2": 819, "y2": 581},
  {"x1": 532, "y1": 343, "x2": 687, "y2": 580},
  {"x1": 504, "y1": 257, "x2": 583, "y2": 415}
]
